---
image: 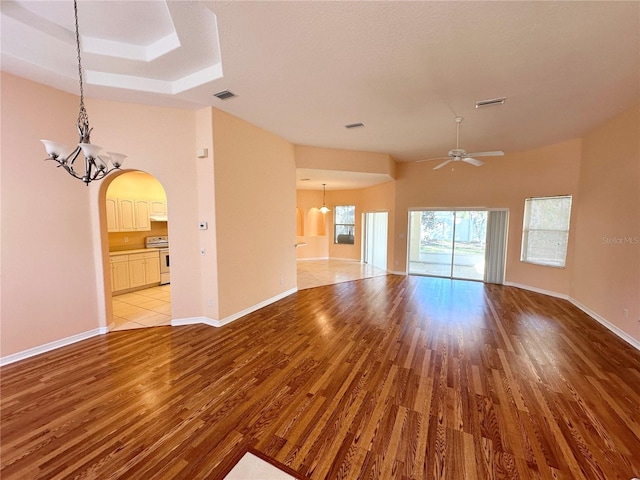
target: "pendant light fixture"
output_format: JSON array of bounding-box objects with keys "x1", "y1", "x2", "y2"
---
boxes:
[
  {"x1": 319, "y1": 183, "x2": 330, "y2": 213},
  {"x1": 40, "y1": 0, "x2": 126, "y2": 185}
]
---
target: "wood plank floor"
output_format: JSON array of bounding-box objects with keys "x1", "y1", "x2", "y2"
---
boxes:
[{"x1": 2, "y1": 275, "x2": 639, "y2": 479}]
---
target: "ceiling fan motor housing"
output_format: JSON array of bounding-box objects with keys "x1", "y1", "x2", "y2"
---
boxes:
[{"x1": 449, "y1": 148, "x2": 466, "y2": 158}]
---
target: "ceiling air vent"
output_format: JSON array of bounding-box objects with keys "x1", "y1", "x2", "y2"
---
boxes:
[
  {"x1": 213, "y1": 90, "x2": 236, "y2": 100},
  {"x1": 345, "y1": 122, "x2": 364, "y2": 129},
  {"x1": 475, "y1": 96, "x2": 506, "y2": 108}
]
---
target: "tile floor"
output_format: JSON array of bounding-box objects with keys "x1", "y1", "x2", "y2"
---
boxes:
[
  {"x1": 297, "y1": 258, "x2": 388, "y2": 290},
  {"x1": 111, "y1": 285, "x2": 172, "y2": 331},
  {"x1": 110, "y1": 260, "x2": 388, "y2": 331}
]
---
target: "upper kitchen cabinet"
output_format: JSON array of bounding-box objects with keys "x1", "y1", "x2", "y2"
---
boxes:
[
  {"x1": 106, "y1": 171, "x2": 168, "y2": 232},
  {"x1": 150, "y1": 200, "x2": 167, "y2": 216},
  {"x1": 107, "y1": 197, "x2": 152, "y2": 232}
]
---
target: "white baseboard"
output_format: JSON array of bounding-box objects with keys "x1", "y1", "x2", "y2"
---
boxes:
[
  {"x1": 504, "y1": 282, "x2": 639, "y2": 351},
  {"x1": 172, "y1": 288, "x2": 298, "y2": 329},
  {"x1": 388, "y1": 270, "x2": 407, "y2": 276},
  {"x1": 569, "y1": 298, "x2": 640, "y2": 351},
  {"x1": 503, "y1": 281, "x2": 569, "y2": 300},
  {"x1": 297, "y1": 257, "x2": 330, "y2": 261},
  {"x1": 0, "y1": 327, "x2": 108, "y2": 367}
]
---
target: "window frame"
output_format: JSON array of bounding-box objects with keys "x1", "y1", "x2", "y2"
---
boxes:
[
  {"x1": 520, "y1": 195, "x2": 572, "y2": 268},
  {"x1": 334, "y1": 205, "x2": 356, "y2": 244}
]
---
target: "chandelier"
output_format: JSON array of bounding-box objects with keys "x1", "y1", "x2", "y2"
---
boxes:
[{"x1": 41, "y1": 0, "x2": 125, "y2": 185}]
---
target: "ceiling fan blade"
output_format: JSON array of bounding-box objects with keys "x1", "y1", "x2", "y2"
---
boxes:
[
  {"x1": 433, "y1": 159, "x2": 452, "y2": 170},
  {"x1": 462, "y1": 157, "x2": 484, "y2": 167},
  {"x1": 416, "y1": 156, "x2": 451, "y2": 163},
  {"x1": 465, "y1": 150, "x2": 504, "y2": 158}
]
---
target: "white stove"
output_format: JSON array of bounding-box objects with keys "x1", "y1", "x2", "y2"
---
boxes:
[
  {"x1": 145, "y1": 236, "x2": 169, "y2": 249},
  {"x1": 145, "y1": 236, "x2": 170, "y2": 285}
]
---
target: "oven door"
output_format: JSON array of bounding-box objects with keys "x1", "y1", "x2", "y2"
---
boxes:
[{"x1": 159, "y1": 249, "x2": 170, "y2": 285}]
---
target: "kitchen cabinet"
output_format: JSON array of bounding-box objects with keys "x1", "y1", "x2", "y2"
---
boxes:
[
  {"x1": 110, "y1": 255, "x2": 130, "y2": 292},
  {"x1": 106, "y1": 198, "x2": 119, "y2": 232},
  {"x1": 106, "y1": 197, "x2": 153, "y2": 232},
  {"x1": 150, "y1": 200, "x2": 166, "y2": 216},
  {"x1": 135, "y1": 200, "x2": 151, "y2": 231},
  {"x1": 110, "y1": 250, "x2": 160, "y2": 294}
]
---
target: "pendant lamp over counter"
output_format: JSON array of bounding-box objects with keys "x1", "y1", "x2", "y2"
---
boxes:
[{"x1": 319, "y1": 184, "x2": 330, "y2": 213}]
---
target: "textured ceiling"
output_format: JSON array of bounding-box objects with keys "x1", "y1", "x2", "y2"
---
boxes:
[{"x1": 2, "y1": 1, "x2": 639, "y2": 189}]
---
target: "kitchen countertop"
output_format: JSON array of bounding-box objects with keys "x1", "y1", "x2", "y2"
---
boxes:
[{"x1": 109, "y1": 248, "x2": 158, "y2": 256}]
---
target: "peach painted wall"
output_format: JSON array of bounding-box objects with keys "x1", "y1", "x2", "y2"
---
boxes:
[
  {"x1": 195, "y1": 107, "x2": 220, "y2": 320},
  {"x1": 393, "y1": 139, "x2": 582, "y2": 295},
  {"x1": 1, "y1": 73, "x2": 102, "y2": 357},
  {"x1": 1, "y1": 72, "x2": 202, "y2": 357},
  {"x1": 571, "y1": 105, "x2": 640, "y2": 341},
  {"x1": 211, "y1": 109, "x2": 297, "y2": 319},
  {"x1": 87, "y1": 96, "x2": 201, "y2": 325},
  {"x1": 295, "y1": 145, "x2": 395, "y2": 177}
]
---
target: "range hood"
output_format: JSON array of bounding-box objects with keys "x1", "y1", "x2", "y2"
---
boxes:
[{"x1": 150, "y1": 214, "x2": 168, "y2": 222}]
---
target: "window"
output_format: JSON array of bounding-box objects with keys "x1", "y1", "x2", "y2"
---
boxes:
[
  {"x1": 334, "y1": 205, "x2": 355, "y2": 244},
  {"x1": 521, "y1": 195, "x2": 572, "y2": 267}
]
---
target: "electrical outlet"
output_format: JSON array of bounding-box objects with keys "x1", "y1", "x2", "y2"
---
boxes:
[
  {"x1": 208, "y1": 299, "x2": 213, "y2": 306},
  {"x1": 124, "y1": 236, "x2": 128, "y2": 243},
  {"x1": 623, "y1": 309, "x2": 629, "y2": 319}
]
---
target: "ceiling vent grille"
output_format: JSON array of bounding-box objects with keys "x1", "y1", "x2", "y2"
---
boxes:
[
  {"x1": 345, "y1": 122, "x2": 365, "y2": 129},
  {"x1": 213, "y1": 90, "x2": 236, "y2": 100},
  {"x1": 475, "y1": 97, "x2": 506, "y2": 108}
]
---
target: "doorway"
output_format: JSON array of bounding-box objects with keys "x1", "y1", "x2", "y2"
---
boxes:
[
  {"x1": 363, "y1": 211, "x2": 388, "y2": 271},
  {"x1": 409, "y1": 209, "x2": 505, "y2": 281},
  {"x1": 104, "y1": 171, "x2": 172, "y2": 330}
]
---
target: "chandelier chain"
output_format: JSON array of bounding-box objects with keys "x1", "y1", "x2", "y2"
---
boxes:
[{"x1": 73, "y1": 0, "x2": 88, "y2": 129}]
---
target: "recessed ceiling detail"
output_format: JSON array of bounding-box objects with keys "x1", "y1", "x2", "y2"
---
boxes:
[
  {"x1": 1, "y1": 1, "x2": 639, "y2": 166},
  {"x1": 1, "y1": 0, "x2": 223, "y2": 96}
]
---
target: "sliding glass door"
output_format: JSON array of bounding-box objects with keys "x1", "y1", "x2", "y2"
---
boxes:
[{"x1": 408, "y1": 210, "x2": 488, "y2": 281}]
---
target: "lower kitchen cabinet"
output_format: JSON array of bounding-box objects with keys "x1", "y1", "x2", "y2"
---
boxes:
[
  {"x1": 110, "y1": 250, "x2": 160, "y2": 294},
  {"x1": 110, "y1": 255, "x2": 130, "y2": 292}
]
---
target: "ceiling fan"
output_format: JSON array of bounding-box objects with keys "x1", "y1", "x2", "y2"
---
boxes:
[{"x1": 418, "y1": 117, "x2": 504, "y2": 169}]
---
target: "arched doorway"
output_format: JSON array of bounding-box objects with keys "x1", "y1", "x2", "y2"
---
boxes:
[{"x1": 102, "y1": 170, "x2": 172, "y2": 331}]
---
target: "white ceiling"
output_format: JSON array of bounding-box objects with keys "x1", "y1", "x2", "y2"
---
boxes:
[{"x1": 2, "y1": 1, "x2": 639, "y2": 190}]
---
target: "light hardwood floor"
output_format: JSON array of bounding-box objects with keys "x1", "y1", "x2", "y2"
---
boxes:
[
  {"x1": 110, "y1": 260, "x2": 385, "y2": 332},
  {"x1": 2, "y1": 276, "x2": 639, "y2": 479}
]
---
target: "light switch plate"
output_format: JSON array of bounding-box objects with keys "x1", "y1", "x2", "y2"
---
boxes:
[{"x1": 199, "y1": 221, "x2": 208, "y2": 230}]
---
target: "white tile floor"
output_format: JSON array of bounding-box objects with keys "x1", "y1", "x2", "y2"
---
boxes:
[
  {"x1": 111, "y1": 285, "x2": 172, "y2": 331},
  {"x1": 110, "y1": 260, "x2": 387, "y2": 331},
  {"x1": 297, "y1": 259, "x2": 387, "y2": 290}
]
